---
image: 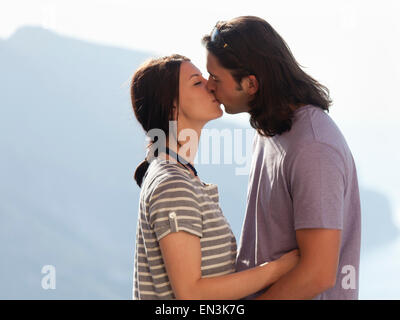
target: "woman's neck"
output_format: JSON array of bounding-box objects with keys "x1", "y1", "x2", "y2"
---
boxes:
[
  {"x1": 165, "y1": 139, "x2": 198, "y2": 165},
  {"x1": 164, "y1": 123, "x2": 202, "y2": 167}
]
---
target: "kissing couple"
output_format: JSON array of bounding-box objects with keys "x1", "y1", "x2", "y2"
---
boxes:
[{"x1": 131, "y1": 16, "x2": 361, "y2": 300}]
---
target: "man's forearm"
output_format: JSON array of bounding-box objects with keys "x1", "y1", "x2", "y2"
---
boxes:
[{"x1": 255, "y1": 262, "x2": 331, "y2": 300}]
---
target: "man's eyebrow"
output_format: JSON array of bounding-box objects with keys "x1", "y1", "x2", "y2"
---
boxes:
[{"x1": 207, "y1": 70, "x2": 217, "y2": 78}]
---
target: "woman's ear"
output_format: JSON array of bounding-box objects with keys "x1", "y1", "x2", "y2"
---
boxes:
[{"x1": 246, "y1": 75, "x2": 259, "y2": 95}]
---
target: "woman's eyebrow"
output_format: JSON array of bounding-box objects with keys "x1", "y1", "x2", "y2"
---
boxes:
[{"x1": 189, "y1": 73, "x2": 201, "y2": 80}]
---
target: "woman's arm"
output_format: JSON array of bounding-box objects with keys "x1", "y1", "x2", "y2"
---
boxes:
[{"x1": 159, "y1": 231, "x2": 299, "y2": 300}]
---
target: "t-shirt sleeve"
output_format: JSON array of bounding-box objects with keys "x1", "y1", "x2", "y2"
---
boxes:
[
  {"x1": 148, "y1": 176, "x2": 203, "y2": 241},
  {"x1": 289, "y1": 142, "x2": 347, "y2": 230}
]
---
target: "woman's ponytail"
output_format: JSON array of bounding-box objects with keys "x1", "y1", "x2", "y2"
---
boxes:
[{"x1": 134, "y1": 159, "x2": 150, "y2": 187}]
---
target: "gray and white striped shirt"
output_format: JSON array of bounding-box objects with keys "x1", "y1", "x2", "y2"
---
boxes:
[{"x1": 133, "y1": 157, "x2": 237, "y2": 299}]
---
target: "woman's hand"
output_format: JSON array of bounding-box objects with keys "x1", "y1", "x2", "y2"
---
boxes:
[{"x1": 261, "y1": 249, "x2": 300, "y2": 284}]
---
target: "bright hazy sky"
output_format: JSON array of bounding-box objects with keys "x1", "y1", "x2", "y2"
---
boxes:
[
  {"x1": 1, "y1": 0, "x2": 400, "y2": 126},
  {"x1": 1, "y1": 0, "x2": 400, "y2": 223},
  {"x1": 1, "y1": 0, "x2": 399, "y2": 125}
]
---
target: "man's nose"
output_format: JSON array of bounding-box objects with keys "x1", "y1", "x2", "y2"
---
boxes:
[{"x1": 206, "y1": 77, "x2": 216, "y2": 93}]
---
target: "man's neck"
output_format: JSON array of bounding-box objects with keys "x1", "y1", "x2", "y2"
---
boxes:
[{"x1": 289, "y1": 103, "x2": 308, "y2": 112}]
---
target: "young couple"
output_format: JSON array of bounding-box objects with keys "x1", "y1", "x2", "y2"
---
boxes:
[{"x1": 131, "y1": 16, "x2": 361, "y2": 300}]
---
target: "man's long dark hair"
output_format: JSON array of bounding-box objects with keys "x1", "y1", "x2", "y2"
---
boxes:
[{"x1": 202, "y1": 16, "x2": 332, "y2": 137}]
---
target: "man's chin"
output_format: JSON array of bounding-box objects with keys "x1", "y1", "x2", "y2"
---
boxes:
[
  {"x1": 223, "y1": 104, "x2": 234, "y2": 114},
  {"x1": 223, "y1": 104, "x2": 247, "y2": 115}
]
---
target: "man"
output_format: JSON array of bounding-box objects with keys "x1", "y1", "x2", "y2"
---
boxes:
[{"x1": 202, "y1": 16, "x2": 361, "y2": 299}]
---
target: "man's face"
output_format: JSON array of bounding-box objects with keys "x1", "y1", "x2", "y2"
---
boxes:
[{"x1": 206, "y1": 51, "x2": 251, "y2": 114}]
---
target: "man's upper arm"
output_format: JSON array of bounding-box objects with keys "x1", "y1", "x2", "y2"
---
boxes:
[
  {"x1": 289, "y1": 142, "x2": 346, "y2": 230},
  {"x1": 289, "y1": 143, "x2": 345, "y2": 288},
  {"x1": 296, "y1": 228, "x2": 342, "y2": 288}
]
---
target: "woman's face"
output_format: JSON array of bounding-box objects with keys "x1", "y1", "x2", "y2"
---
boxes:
[{"x1": 177, "y1": 61, "x2": 223, "y2": 124}]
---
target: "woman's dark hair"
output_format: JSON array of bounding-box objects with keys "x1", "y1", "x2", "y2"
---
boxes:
[
  {"x1": 130, "y1": 54, "x2": 190, "y2": 187},
  {"x1": 202, "y1": 16, "x2": 332, "y2": 137}
]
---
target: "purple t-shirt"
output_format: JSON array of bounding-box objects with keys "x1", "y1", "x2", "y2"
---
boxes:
[{"x1": 236, "y1": 104, "x2": 361, "y2": 300}]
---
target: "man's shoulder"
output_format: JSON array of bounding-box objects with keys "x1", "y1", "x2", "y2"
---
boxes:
[
  {"x1": 253, "y1": 104, "x2": 354, "y2": 173},
  {"x1": 278, "y1": 105, "x2": 349, "y2": 156}
]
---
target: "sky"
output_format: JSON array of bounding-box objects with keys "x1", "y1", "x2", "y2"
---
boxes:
[
  {"x1": 1, "y1": 0, "x2": 400, "y2": 125},
  {"x1": 1, "y1": 0, "x2": 400, "y2": 224}
]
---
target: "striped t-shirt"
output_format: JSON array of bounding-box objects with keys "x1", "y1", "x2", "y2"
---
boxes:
[{"x1": 133, "y1": 157, "x2": 237, "y2": 299}]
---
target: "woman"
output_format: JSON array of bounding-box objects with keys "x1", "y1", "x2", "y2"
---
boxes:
[{"x1": 131, "y1": 54, "x2": 299, "y2": 300}]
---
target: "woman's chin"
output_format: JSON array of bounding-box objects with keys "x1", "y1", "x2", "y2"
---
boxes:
[
  {"x1": 203, "y1": 110, "x2": 223, "y2": 123},
  {"x1": 212, "y1": 107, "x2": 224, "y2": 119}
]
